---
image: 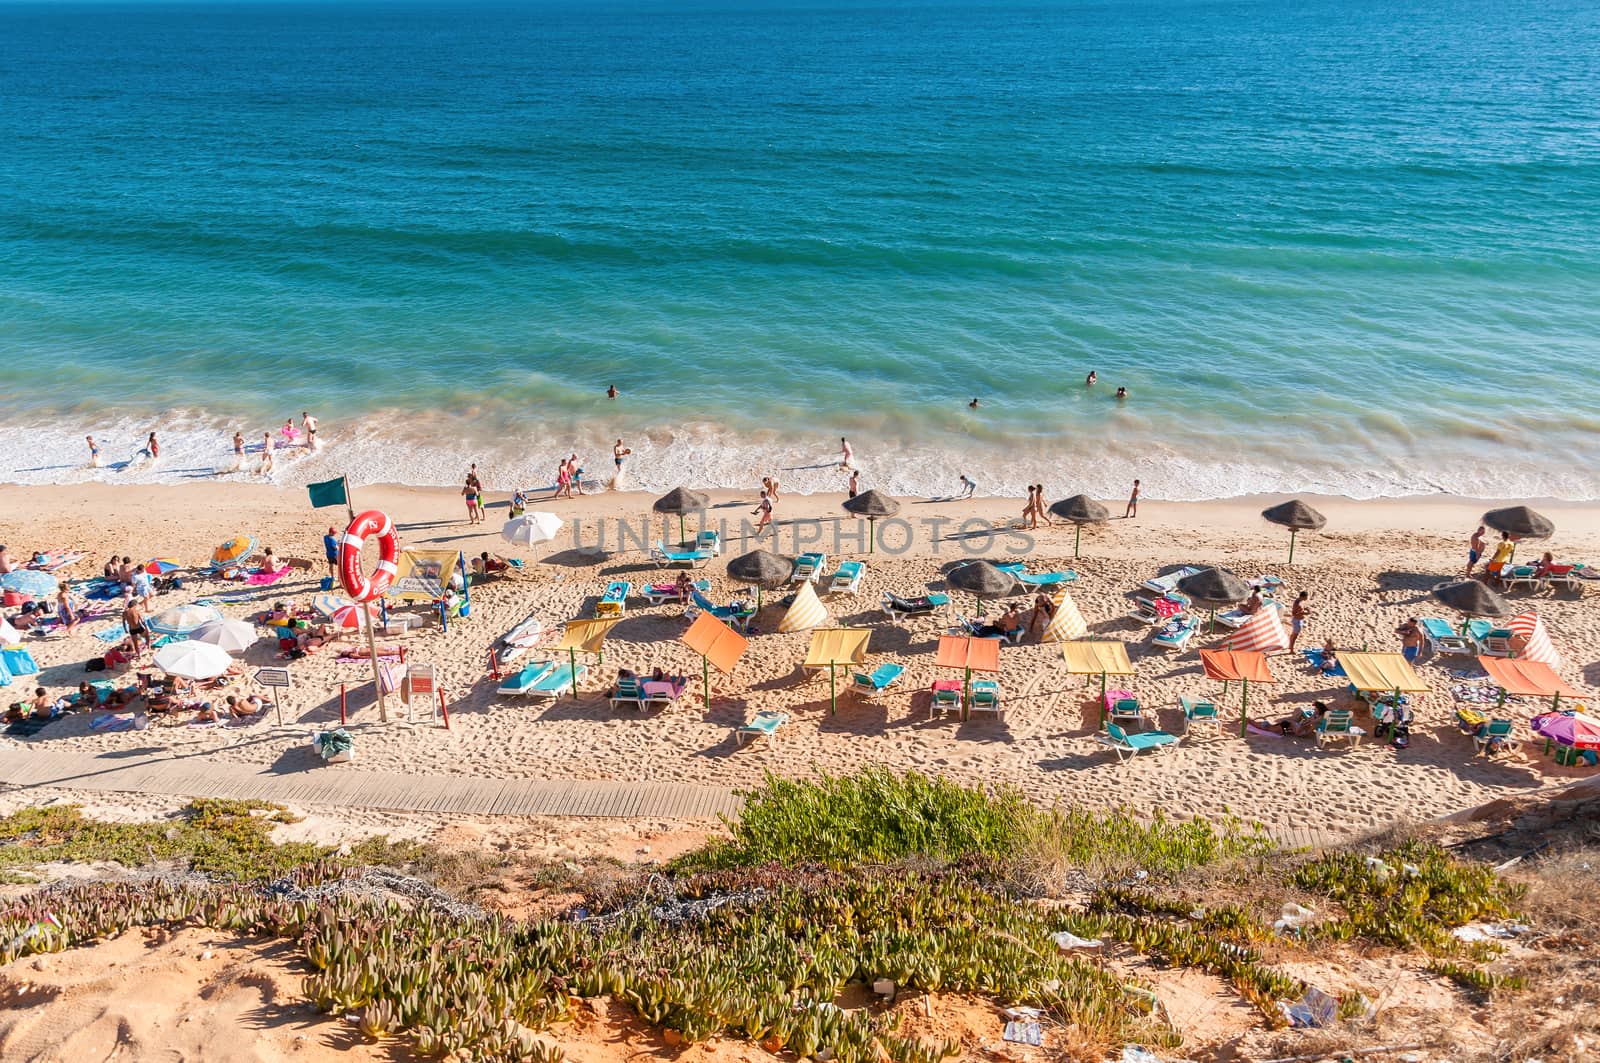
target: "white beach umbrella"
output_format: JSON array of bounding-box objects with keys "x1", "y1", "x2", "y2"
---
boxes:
[
  {"x1": 190, "y1": 618, "x2": 259, "y2": 655},
  {"x1": 154, "y1": 640, "x2": 233, "y2": 680},
  {"x1": 502, "y1": 512, "x2": 564, "y2": 547},
  {"x1": 147, "y1": 603, "x2": 223, "y2": 638}
]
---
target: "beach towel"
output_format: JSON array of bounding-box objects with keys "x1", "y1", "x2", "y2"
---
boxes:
[
  {"x1": 247, "y1": 567, "x2": 292, "y2": 587},
  {"x1": 94, "y1": 622, "x2": 129, "y2": 644},
  {"x1": 1301, "y1": 649, "x2": 1346, "y2": 677},
  {"x1": 5, "y1": 716, "x2": 56, "y2": 737},
  {"x1": 90, "y1": 713, "x2": 147, "y2": 732},
  {"x1": 2, "y1": 648, "x2": 39, "y2": 675},
  {"x1": 80, "y1": 579, "x2": 124, "y2": 601}
]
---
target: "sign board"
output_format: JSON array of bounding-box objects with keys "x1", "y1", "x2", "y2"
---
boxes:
[{"x1": 254, "y1": 667, "x2": 292, "y2": 689}]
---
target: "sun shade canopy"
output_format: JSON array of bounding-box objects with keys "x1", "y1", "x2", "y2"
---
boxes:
[
  {"x1": 1199, "y1": 649, "x2": 1276, "y2": 684},
  {"x1": 555, "y1": 618, "x2": 618, "y2": 655},
  {"x1": 805, "y1": 628, "x2": 872, "y2": 669},
  {"x1": 1337, "y1": 651, "x2": 1429, "y2": 694},
  {"x1": 936, "y1": 635, "x2": 1000, "y2": 674},
  {"x1": 681, "y1": 612, "x2": 749, "y2": 674},
  {"x1": 389, "y1": 549, "x2": 463, "y2": 601},
  {"x1": 1060, "y1": 640, "x2": 1134, "y2": 676},
  {"x1": 1478, "y1": 658, "x2": 1580, "y2": 699}
]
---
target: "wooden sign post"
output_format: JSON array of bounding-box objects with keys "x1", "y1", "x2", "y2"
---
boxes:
[{"x1": 254, "y1": 667, "x2": 292, "y2": 725}]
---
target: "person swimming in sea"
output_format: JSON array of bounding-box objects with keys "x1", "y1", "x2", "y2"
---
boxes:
[
  {"x1": 1115, "y1": 386, "x2": 1127, "y2": 400},
  {"x1": 1085, "y1": 371, "x2": 1097, "y2": 386}
]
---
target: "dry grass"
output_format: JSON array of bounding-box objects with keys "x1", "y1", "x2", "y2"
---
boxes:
[{"x1": 1462, "y1": 847, "x2": 1600, "y2": 1062}]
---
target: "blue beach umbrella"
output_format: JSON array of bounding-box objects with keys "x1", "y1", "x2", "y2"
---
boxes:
[{"x1": 0, "y1": 570, "x2": 59, "y2": 598}]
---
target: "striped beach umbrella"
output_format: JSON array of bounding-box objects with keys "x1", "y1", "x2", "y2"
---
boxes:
[
  {"x1": 331, "y1": 602, "x2": 382, "y2": 630},
  {"x1": 1041, "y1": 589, "x2": 1087, "y2": 642},
  {"x1": 778, "y1": 580, "x2": 828, "y2": 633},
  {"x1": 1508, "y1": 611, "x2": 1560, "y2": 669},
  {"x1": 0, "y1": 569, "x2": 58, "y2": 597},
  {"x1": 311, "y1": 593, "x2": 356, "y2": 618},
  {"x1": 211, "y1": 535, "x2": 257, "y2": 567},
  {"x1": 1221, "y1": 606, "x2": 1289, "y2": 654},
  {"x1": 142, "y1": 558, "x2": 182, "y2": 575},
  {"x1": 147, "y1": 603, "x2": 222, "y2": 638}
]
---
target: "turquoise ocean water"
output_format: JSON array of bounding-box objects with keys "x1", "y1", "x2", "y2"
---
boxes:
[{"x1": 2, "y1": 0, "x2": 1599, "y2": 498}]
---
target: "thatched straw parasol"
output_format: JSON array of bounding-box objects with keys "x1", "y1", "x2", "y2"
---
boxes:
[
  {"x1": 946, "y1": 560, "x2": 1022, "y2": 616},
  {"x1": 1482, "y1": 506, "x2": 1554, "y2": 541},
  {"x1": 653, "y1": 487, "x2": 710, "y2": 542},
  {"x1": 1049, "y1": 495, "x2": 1109, "y2": 558},
  {"x1": 841, "y1": 490, "x2": 900, "y2": 553},
  {"x1": 1432, "y1": 579, "x2": 1511, "y2": 620},
  {"x1": 1177, "y1": 567, "x2": 1252, "y2": 633},
  {"x1": 1261, "y1": 499, "x2": 1327, "y2": 563},
  {"x1": 727, "y1": 550, "x2": 794, "y2": 609}
]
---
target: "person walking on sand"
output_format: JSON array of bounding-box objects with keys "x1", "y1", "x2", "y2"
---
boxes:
[
  {"x1": 752, "y1": 492, "x2": 774, "y2": 538},
  {"x1": 839, "y1": 437, "x2": 853, "y2": 469},
  {"x1": 1124, "y1": 479, "x2": 1140, "y2": 518},
  {"x1": 1022, "y1": 486, "x2": 1038, "y2": 529},
  {"x1": 259, "y1": 433, "x2": 274, "y2": 476},
  {"x1": 86, "y1": 435, "x2": 101, "y2": 468},
  {"x1": 462, "y1": 475, "x2": 481, "y2": 524},
  {"x1": 302, "y1": 411, "x2": 318, "y2": 451},
  {"x1": 957, "y1": 475, "x2": 976, "y2": 499},
  {"x1": 555, "y1": 460, "x2": 572, "y2": 500},
  {"x1": 1289, "y1": 591, "x2": 1310, "y2": 652},
  {"x1": 1467, "y1": 525, "x2": 1486, "y2": 577},
  {"x1": 847, "y1": 468, "x2": 859, "y2": 498},
  {"x1": 567, "y1": 454, "x2": 585, "y2": 496}
]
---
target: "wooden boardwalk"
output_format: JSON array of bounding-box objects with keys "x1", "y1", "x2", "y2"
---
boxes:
[
  {"x1": 0, "y1": 748, "x2": 744, "y2": 821},
  {"x1": 0, "y1": 748, "x2": 1346, "y2": 848}
]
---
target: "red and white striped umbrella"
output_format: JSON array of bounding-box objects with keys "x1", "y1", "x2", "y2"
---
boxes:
[
  {"x1": 330, "y1": 602, "x2": 382, "y2": 630},
  {"x1": 1222, "y1": 606, "x2": 1289, "y2": 654},
  {"x1": 1509, "y1": 611, "x2": 1560, "y2": 669}
]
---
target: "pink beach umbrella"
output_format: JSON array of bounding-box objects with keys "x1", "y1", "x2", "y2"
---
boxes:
[{"x1": 1530, "y1": 712, "x2": 1600, "y2": 751}]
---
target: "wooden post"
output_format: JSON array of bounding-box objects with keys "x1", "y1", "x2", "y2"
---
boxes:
[
  {"x1": 1239, "y1": 679, "x2": 1250, "y2": 737},
  {"x1": 364, "y1": 605, "x2": 388, "y2": 723},
  {"x1": 339, "y1": 683, "x2": 347, "y2": 725}
]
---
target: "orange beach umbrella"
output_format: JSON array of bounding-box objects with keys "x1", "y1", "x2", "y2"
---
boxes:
[{"x1": 680, "y1": 612, "x2": 749, "y2": 708}]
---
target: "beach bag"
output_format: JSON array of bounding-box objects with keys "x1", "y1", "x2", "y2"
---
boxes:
[
  {"x1": 313, "y1": 728, "x2": 354, "y2": 765},
  {"x1": 85, "y1": 658, "x2": 106, "y2": 672}
]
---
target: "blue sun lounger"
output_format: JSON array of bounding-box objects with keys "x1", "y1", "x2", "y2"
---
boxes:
[
  {"x1": 596, "y1": 580, "x2": 632, "y2": 618},
  {"x1": 498, "y1": 661, "x2": 557, "y2": 697},
  {"x1": 736, "y1": 709, "x2": 788, "y2": 747},
  {"x1": 526, "y1": 663, "x2": 586, "y2": 701},
  {"x1": 652, "y1": 541, "x2": 712, "y2": 568},
  {"x1": 850, "y1": 662, "x2": 904, "y2": 697},
  {"x1": 1096, "y1": 721, "x2": 1180, "y2": 761}
]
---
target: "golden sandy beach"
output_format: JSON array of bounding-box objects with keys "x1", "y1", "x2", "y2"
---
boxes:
[{"x1": 2, "y1": 482, "x2": 1596, "y2": 840}]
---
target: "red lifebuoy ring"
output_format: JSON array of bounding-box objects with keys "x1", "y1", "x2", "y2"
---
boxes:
[{"x1": 339, "y1": 509, "x2": 399, "y2": 603}]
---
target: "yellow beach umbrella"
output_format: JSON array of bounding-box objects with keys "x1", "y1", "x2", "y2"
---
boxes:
[
  {"x1": 778, "y1": 581, "x2": 828, "y2": 633},
  {"x1": 211, "y1": 535, "x2": 257, "y2": 567},
  {"x1": 554, "y1": 617, "x2": 618, "y2": 698},
  {"x1": 804, "y1": 627, "x2": 872, "y2": 714},
  {"x1": 1041, "y1": 589, "x2": 1087, "y2": 642},
  {"x1": 1061, "y1": 640, "x2": 1135, "y2": 726}
]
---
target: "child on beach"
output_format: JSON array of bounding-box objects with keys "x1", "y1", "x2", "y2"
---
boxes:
[
  {"x1": 259, "y1": 433, "x2": 275, "y2": 477},
  {"x1": 1466, "y1": 524, "x2": 1485, "y2": 577},
  {"x1": 752, "y1": 492, "x2": 774, "y2": 538},
  {"x1": 958, "y1": 475, "x2": 976, "y2": 499},
  {"x1": 302, "y1": 411, "x2": 318, "y2": 450},
  {"x1": 86, "y1": 435, "x2": 101, "y2": 467},
  {"x1": 847, "y1": 469, "x2": 859, "y2": 498},
  {"x1": 1125, "y1": 480, "x2": 1139, "y2": 518},
  {"x1": 612, "y1": 439, "x2": 631, "y2": 486},
  {"x1": 839, "y1": 437, "x2": 853, "y2": 469}
]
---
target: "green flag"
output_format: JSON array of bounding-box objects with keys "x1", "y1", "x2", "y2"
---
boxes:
[{"x1": 307, "y1": 477, "x2": 348, "y2": 509}]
